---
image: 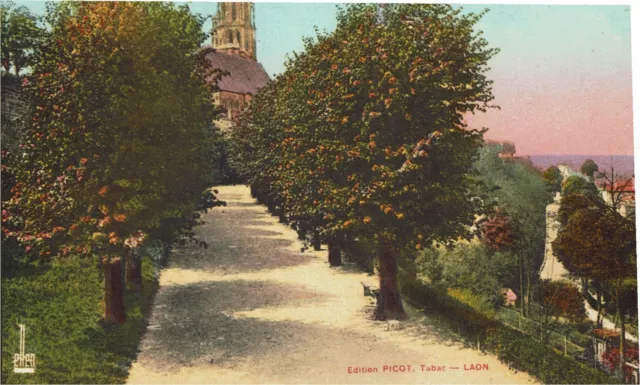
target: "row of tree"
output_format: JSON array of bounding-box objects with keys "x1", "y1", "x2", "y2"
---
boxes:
[
  {"x1": 2, "y1": 2, "x2": 223, "y2": 323},
  {"x1": 551, "y1": 163, "x2": 636, "y2": 375},
  {"x1": 230, "y1": 3, "x2": 499, "y2": 320}
]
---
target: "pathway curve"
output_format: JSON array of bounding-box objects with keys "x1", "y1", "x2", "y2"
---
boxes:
[{"x1": 127, "y1": 185, "x2": 536, "y2": 384}]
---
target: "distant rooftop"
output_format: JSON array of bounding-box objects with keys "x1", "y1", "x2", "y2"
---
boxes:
[{"x1": 204, "y1": 49, "x2": 270, "y2": 95}]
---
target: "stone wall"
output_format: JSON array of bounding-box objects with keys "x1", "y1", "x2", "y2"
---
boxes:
[{"x1": 1, "y1": 74, "x2": 30, "y2": 152}]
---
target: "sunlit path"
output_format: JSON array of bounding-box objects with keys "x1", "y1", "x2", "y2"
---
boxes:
[{"x1": 126, "y1": 185, "x2": 536, "y2": 384}]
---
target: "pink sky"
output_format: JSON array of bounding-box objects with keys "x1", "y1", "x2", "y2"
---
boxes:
[{"x1": 467, "y1": 71, "x2": 633, "y2": 156}]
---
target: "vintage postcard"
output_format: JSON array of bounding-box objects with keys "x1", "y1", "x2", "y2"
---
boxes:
[{"x1": 1, "y1": 0, "x2": 637, "y2": 384}]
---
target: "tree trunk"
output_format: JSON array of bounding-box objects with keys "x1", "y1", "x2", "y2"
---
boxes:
[
  {"x1": 297, "y1": 229, "x2": 306, "y2": 241},
  {"x1": 525, "y1": 262, "x2": 532, "y2": 317},
  {"x1": 125, "y1": 248, "x2": 142, "y2": 292},
  {"x1": 581, "y1": 278, "x2": 589, "y2": 296},
  {"x1": 250, "y1": 184, "x2": 257, "y2": 198},
  {"x1": 312, "y1": 232, "x2": 321, "y2": 251},
  {"x1": 103, "y1": 257, "x2": 126, "y2": 324},
  {"x1": 328, "y1": 239, "x2": 342, "y2": 267},
  {"x1": 519, "y1": 254, "x2": 525, "y2": 316},
  {"x1": 596, "y1": 283, "x2": 603, "y2": 327},
  {"x1": 278, "y1": 209, "x2": 286, "y2": 224},
  {"x1": 376, "y1": 245, "x2": 406, "y2": 320},
  {"x1": 617, "y1": 287, "x2": 626, "y2": 379}
]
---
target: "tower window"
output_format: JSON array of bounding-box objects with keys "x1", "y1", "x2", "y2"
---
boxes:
[
  {"x1": 232, "y1": 3, "x2": 237, "y2": 21},
  {"x1": 227, "y1": 30, "x2": 233, "y2": 44},
  {"x1": 237, "y1": 31, "x2": 242, "y2": 46}
]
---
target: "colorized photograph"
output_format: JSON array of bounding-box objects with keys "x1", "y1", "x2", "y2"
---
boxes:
[{"x1": 1, "y1": 1, "x2": 637, "y2": 384}]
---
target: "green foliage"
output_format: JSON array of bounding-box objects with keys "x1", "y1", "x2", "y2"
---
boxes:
[
  {"x1": 542, "y1": 165, "x2": 563, "y2": 194},
  {"x1": 562, "y1": 175, "x2": 598, "y2": 198},
  {"x1": 1, "y1": 254, "x2": 159, "y2": 383},
  {"x1": 473, "y1": 143, "x2": 549, "y2": 312},
  {"x1": 553, "y1": 205, "x2": 635, "y2": 283},
  {"x1": 417, "y1": 242, "x2": 519, "y2": 305},
  {"x1": 403, "y1": 280, "x2": 621, "y2": 384},
  {"x1": 3, "y1": 2, "x2": 222, "y2": 263},
  {"x1": 447, "y1": 287, "x2": 498, "y2": 318},
  {"x1": 231, "y1": 3, "x2": 498, "y2": 319},
  {"x1": 580, "y1": 159, "x2": 599, "y2": 179},
  {"x1": 0, "y1": 1, "x2": 43, "y2": 76},
  {"x1": 501, "y1": 141, "x2": 515, "y2": 155},
  {"x1": 485, "y1": 327, "x2": 621, "y2": 384},
  {"x1": 557, "y1": 193, "x2": 596, "y2": 226},
  {"x1": 233, "y1": 3, "x2": 496, "y2": 249}
]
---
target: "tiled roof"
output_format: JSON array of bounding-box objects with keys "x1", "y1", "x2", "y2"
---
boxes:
[
  {"x1": 600, "y1": 178, "x2": 635, "y2": 193},
  {"x1": 204, "y1": 49, "x2": 270, "y2": 95}
]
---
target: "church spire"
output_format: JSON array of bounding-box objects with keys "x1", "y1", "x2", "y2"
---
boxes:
[{"x1": 212, "y1": 2, "x2": 257, "y2": 61}]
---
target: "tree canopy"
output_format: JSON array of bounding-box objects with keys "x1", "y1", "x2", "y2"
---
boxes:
[
  {"x1": 3, "y1": 2, "x2": 222, "y2": 264},
  {"x1": 562, "y1": 175, "x2": 598, "y2": 198},
  {"x1": 542, "y1": 165, "x2": 562, "y2": 194},
  {"x1": 1, "y1": 1, "x2": 43, "y2": 76},
  {"x1": 580, "y1": 159, "x2": 599, "y2": 179},
  {"x1": 232, "y1": 3, "x2": 498, "y2": 319}
]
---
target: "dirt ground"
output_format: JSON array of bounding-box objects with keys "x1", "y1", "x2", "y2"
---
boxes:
[{"x1": 126, "y1": 185, "x2": 537, "y2": 384}]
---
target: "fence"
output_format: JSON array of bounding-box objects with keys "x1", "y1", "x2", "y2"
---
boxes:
[
  {"x1": 496, "y1": 306, "x2": 586, "y2": 357},
  {"x1": 497, "y1": 306, "x2": 640, "y2": 384}
]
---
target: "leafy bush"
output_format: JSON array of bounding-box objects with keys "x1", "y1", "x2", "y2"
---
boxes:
[
  {"x1": 538, "y1": 279, "x2": 587, "y2": 323},
  {"x1": 417, "y1": 242, "x2": 519, "y2": 306},
  {"x1": 601, "y1": 347, "x2": 639, "y2": 378},
  {"x1": 402, "y1": 279, "x2": 621, "y2": 384},
  {"x1": 448, "y1": 288, "x2": 498, "y2": 319},
  {"x1": 485, "y1": 327, "x2": 621, "y2": 384}
]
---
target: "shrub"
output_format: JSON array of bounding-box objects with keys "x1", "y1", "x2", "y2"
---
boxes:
[
  {"x1": 538, "y1": 279, "x2": 587, "y2": 323},
  {"x1": 417, "y1": 242, "x2": 519, "y2": 305},
  {"x1": 403, "y1": 279, "x2": 621, "y2": 384}
]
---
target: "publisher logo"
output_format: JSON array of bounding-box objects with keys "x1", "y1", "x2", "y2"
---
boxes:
[{"x1": 13, "y1": 324, "x2": 36, "y2": 374}]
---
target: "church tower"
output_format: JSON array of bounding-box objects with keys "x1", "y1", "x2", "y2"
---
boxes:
[{"x1": 212, "y1": 2, "x2": 257, "y2": 60}]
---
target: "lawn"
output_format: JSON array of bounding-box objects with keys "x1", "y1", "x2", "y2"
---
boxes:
[{"x1": 1, "y1": 254, "x2": 158, "y2": 384}]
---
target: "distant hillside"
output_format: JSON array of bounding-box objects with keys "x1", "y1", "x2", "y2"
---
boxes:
[{"x1": 527, "y1": 155, "x2": 635, "y2": 177}]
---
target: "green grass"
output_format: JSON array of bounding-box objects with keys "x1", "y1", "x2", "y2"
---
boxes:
[{"x1": 1, "y1": 256, "x2": 158, "y2": 384}]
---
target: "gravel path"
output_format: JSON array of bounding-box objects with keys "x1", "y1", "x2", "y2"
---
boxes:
[{"x1": 126, "y1": 185, "x2": 536, "y2": 384}]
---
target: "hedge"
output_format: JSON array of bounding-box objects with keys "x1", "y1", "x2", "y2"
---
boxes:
[{"x1": 402, "y1": 280, "x2": 622, "y2": 384}]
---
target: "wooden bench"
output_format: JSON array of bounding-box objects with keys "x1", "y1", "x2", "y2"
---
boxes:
[{"x1": 361, "y1": 281, "x2": 380, "y2": 304}]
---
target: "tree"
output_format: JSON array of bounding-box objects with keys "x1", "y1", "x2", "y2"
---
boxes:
[
  {"x1": 542, "y1": 166, "x2": 562, "y2": 194},
  {"x1": 481, "y1": 210, "x2": 517, "y2": 251},
  {"x1": 562, "y1": 175, "x2": 598, "y2": 198},
  {"x1": 3, "y1": 2, "x2": 222, "y2": 323},
  {"x1": 1, "y1": 1, "x2": 43, "y2": 76},
  {"x1": 580, "y1": 159, "x2": 598, "y2": 179},
  {"x1": 500, "y1": 141, "x2": 515, "y2": 158},
  {"x1": 474, "y1": 143, "x2": 549, "y2": 316},
  {"x1": 538, "y1": 279, "x2": 586, "y2": 323},
  {"x1": 233, "y1": 4, "x2": 498, "y2": 320},
  {"x1": 553, "y1": 171, "x2": 636, "y2": 376}
]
